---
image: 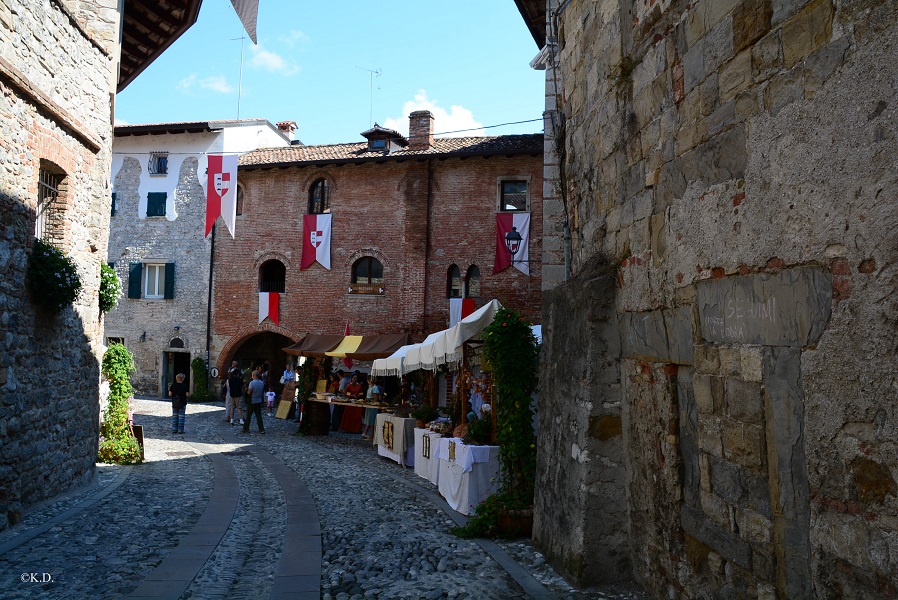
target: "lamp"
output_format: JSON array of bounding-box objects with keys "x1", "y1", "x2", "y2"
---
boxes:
[
  {"x1": 140, "y1": 332, "x2": 147, "y2": 342},
  {"x1": 504, "y1": 227, "x2": 522, "y2": 259}
]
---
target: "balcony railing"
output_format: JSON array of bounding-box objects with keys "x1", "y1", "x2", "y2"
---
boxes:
[{"x1": 260, "y1": 281, "x2": 285, "y2": 293}]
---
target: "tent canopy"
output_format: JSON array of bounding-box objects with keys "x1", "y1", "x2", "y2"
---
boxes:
[
  {"x1": 284, "y1": 333, "x2": 411, "y2": 360},
  {"x1": 372, "y1": 300, "x2": 502, "y2": 375}
]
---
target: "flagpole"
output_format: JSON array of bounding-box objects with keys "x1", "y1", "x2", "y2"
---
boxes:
[{"x1": 232, "y1": 35, "x2": 246, "y2": 119}]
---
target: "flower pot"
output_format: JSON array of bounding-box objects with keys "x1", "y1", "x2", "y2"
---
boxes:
[{"x1": 497, "y1": 508, "x2": 533, "y2": 537}]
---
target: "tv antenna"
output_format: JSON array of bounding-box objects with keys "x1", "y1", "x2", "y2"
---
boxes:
[{"x1": 357, "y1": 66, "x2": 382, "y2": 126}]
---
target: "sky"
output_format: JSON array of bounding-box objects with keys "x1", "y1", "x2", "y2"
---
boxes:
[{"x1": 115, "y1": 0, "x2": 545, "y2": 146}]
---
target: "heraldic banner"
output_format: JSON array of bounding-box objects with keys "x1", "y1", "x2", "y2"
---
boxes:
[
  {"x1": 493, "y1": 212, "x2": 530, "y2": 275},
  {"x1": 301, "y1": 214, "x2": 333, "y2": 270},
  {"x1": 205, "y1": 154, "x2": 239, "y2": 238},
  {"x1": 259, "y1": 292, "x2": 279, "y2": 325}
]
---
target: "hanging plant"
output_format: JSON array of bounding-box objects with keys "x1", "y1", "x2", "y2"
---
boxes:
[
  {"x1": 27, "y1": 238, "x2": 82, "y2": 313},
  {"x1": 98, "y1": 263, "x2": 122, "y2": 313},
  {"x1": 452, "y1": 307, "x2": 539, "y2": 538}
]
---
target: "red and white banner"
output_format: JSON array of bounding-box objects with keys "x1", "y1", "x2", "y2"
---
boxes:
[
  {"x1": 301, "y1": 214, "x2": 332, "y2": 270},
  {"x1": 259, "y1": 292, "x2": 279, "y2": 325},
  {"x1": 493, "y1": 212, "x2": 530, "y2": 275},
  {"x1": 449, "y1": 298, "x2": 476, "y2": 327},
  {"x1": 205, "y1": 154, "x2": 239, "y2": 238},
  {"x1": 229, "y1": 0, "x2": 259, "y2": 44}
]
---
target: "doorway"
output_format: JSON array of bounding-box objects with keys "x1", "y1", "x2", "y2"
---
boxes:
[{"x1": 163, "y1": 351, "x2": 191, "y2": 397}]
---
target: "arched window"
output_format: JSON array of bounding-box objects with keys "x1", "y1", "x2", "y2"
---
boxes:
[
  {"x1": 447, "y1": 265, "x2": 463, "y2": 298},
  {"x1": 36, "y1": 160, "x2": 67, "y2": 242},
  {"x1": 308, "y1": 179, "x2": 330, "y2": 214},
  {"x1": 465, "y1": 265, "x2": 480, "y2": 298},
  {"x1": 169, "y1": 338, "x2": 185, "y2": 348},
  {"x1": 259, "y1": 260, "x2": 286, "y2": 293},
  {"x1": 350, "y1": 256, "x2": 384, "y2": 294}
]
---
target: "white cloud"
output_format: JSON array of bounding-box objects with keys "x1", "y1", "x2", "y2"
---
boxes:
[
  {"x1": 279, "y1": 29, "x2": 309, "y2": 47},
  {"x1": 177, "y1": 74, "x2": 234, "y2": 94},
  {"x1": 383, "y1": 90, "x2": 485, "y2": 138},
  {"x1": 114, "y1": 117, "x2": 129, "y2": 126},
  {"x1": 249, "y1": 44, "x2": 300, "y2": 76}
]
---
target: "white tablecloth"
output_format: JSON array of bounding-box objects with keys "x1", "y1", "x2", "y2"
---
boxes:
[
  {"x1": 374, "y1": 414, "x2": 417, "y2": 467},
  {"x1": 436, "y1": 438, "x2": 500, "y2": 515},
  {"x1": 414, "y1": 429, "x2": 443, "y2": 485}
]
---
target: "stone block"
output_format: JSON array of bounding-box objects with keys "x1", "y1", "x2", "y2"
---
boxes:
[
  {"x1": 701, "y1": 489, "x2": 733, "y2": 528},
  {"x1": 719, "y1": 347, "x2": 742, "y2": 376},
  {"x1": 725, "y1": 377, "x2": 764, "y2": 423},
  {"x1": 704, "y1": 0, "x2": 742, "y2": 30},
  {"x1": 700, "y1": 453, "x2": 712, "y2": 493},
  {"x1": 733, "y1": 0, "x2": 773, "y2": 52},
  {"x1": 764, "y1": 65, "x2": 805, "y2": 116},
  {"x1": 771, "y1": 0, "x2": 811, "y2": 26},
  {"x1": 620, "y1": 306, "x2": 694, "y2": 365},
  {"x1": 707, "y1": 100, "x2": 737, "y2": 136},
  {"x1": 699, "y1": 416, "x2": 724, "y2": 457},
  {"x1": 681, "y1": 504, "x2": 752, "y2": 568},
  {"x1": 719, "y1": 50, "x2": 753, "y2": 104},
  {"x1": 736, "y1": 508, "x2": 773, "y2": 544},
  {"x1": 697, "y1": 267, "x2": 832, "y2": 346},
  {"x1": 781, "y1": 0, "x2": 833, "y2": 68},
  {"x1": 694, "y1": 344, "x2": 721, "y2": 374},
  {"x1": 722, "y1": 420, "x2": 766, "y2": 468},
  {"x1": 704, "y1": 17, "x2": 735, "y2": 75},
  {"x1": 683, "y1": 38, "x2": 706, "y2": 94},
  {"x1": 739, "y1": 346, "x2": 764, "y2": 382},
  {"x1": 752, "y1": 29, "x2": 783, "y2": 82},
  {"x1": 694, "y1": 373, "x2": 715, "y2": 414},
  {"x1": 588, "y1": 414, "x2": 622, "y2": 441},
  {"x1": 709, "y1": 454, "x2": 771, "y2": 516}
]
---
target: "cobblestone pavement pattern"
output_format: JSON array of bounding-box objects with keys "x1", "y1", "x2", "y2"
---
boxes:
[{"x1": 0, "y1": 398, "x2": 648, "y2": 599}]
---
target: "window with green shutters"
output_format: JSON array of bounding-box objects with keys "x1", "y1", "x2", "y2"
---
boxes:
[
  {"x1": 146, "y1": 192, "x2": 166, "y2": 217},
  {"x1": 128, "y1": 262, "x2": 174, "y2": 299}
]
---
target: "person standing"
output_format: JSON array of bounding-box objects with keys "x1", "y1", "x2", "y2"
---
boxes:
[
  {"x1": 265, "y1": 388, "x2": 276, "y2": 416},
  {"x1": 227, "y1": 361, "x2": 245, "y2": 426},
  {"x1": 362, "y1": 377, "x2": 381, "y2": 440},
  {"x1": 168, "y1": 373, "x2": 189, "y2": 434},
  {"x1": 243, "y1": 370, "x2": 265, "y2": 434}
]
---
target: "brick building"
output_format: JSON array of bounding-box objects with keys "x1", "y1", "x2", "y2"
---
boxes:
[
  {"x1": 107, "y1": 120, "x2": 291, "y2": 396},
  {"x1": 517, "y1": 0, "x2": 898, "y2": 598},
  {"x1": 0, "y1": 0, "x2": 203, "y2": 530},
  {"x1": 211, "y1": 111, "x2": 543, "y2": 374}
]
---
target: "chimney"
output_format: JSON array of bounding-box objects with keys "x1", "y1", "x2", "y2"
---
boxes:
[
  {"x1": 408, "y1": 111, "x2": 434, "y2": 150},
  {"x1": 277, "y1": 120, "x2": 297, "y2": 141}
]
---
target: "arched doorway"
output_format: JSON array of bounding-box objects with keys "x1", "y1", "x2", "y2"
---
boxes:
[{"x1": 224, "y1": 330, "x2": 295, "y2": 390}]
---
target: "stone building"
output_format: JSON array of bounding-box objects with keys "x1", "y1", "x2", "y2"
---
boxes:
[
  {"x1": 0, "y1": 0, "x2": 203, "y2": 530},
  {"x1": 517, "y1": 0, "x2": 898, "y2": 598},
  {"x1": 211, "y1": 111, "x2": 543, "y2": 373},
  {"x1": 107, "y1": 120, "x2": 292, "y2": 396}
]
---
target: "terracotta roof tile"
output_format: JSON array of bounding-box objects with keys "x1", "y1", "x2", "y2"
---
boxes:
[{"x1": 239, "y1": 134, "x2": 543, "y2": 168}]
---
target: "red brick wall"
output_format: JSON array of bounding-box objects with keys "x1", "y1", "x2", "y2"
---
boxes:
[{"x1": 212, "y1": 152, "x2": 542, "y2": 368}]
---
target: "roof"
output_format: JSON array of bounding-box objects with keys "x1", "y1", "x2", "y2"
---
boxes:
[
  {"x1": 118, "y1": 0, "x2": 203, "y2": 92},
  {"x1": 239, "y1": 134, "x2": 544, "y2": 169},
  {"x1": 114, "y1": 119, "x2": 290, "y2": 141},
  {"x1": 514, "y1": 0, "x2": 546, "y2": 49}
]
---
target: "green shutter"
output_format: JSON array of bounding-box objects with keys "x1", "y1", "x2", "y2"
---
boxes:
[
  {"x1": 128, "y1": 263, "x2": 142, "y2": 298},
  {"x1": 111, "y1": 192, "x2": 116, "y2": 217},
  {"x1": 164, "y1": 262, "x2": 175, "y2": 299},
  {"x1": 147, "y1": 192, "x2": 166, "y2": 217}
]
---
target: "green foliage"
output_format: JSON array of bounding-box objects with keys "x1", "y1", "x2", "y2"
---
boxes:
[
  {"x1": 464, "y1": 415, "x2": 492, "y2": 445},
  {"x1": 27, "y1": 238, "x2": 82, "y2": 313},
  {"x1": 98, "y1": 343, "x2": 142, "y2": 465},
  {"x1": 295, "y1": 358, "x2": 318, "y2": 435},
  {"x1": 98, "y1": 263, "x2": 122, "y2": 313},
  {"x1": 410, "y1": 402, "x2": 438, "y2": 423},
  {"x1": 453, "y1": 307, "x2": 539, "y2": 538},
  {"x1": 190, "y1": 357, "x2": 213, "y2": 402}
]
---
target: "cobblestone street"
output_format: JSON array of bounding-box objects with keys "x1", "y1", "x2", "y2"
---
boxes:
[{"x1": 0, "y1": 398, "x2": 647, "y2": 599}]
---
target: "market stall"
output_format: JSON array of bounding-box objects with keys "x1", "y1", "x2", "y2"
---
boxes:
[
  {"x1": 413, "y1": 428, "x2": 444, "y2": 485},
  {"x1": 373, "y1": 413, "x2": 417, "y2": 467},
  {"x1": 436, "y1": 437, "x2": 500, "y2": 515}
]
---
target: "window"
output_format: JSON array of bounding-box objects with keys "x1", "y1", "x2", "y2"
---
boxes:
[
  {"x1": 259, "y1": 260, "x2": 286, "y2": 293},
  {"x1": 169, "y1": 338, "x2": 185, "y2": 348},
  {"x1": 370, "y1": 139, "x2": 386, "y2": 150},
  {"x1": 447, "y1": 265, "x2": 463, "y2": 298},
  {"x1": 236, "y1": 184, "x2": 244, "y2": 216},
  {"x1": 128, "y1": 262, "x2": 174, "y2": 299},
  {"x1": 499, "y1": 179, "x2": 529, "y2": 212},
  {"x1": 111, "y1": 191, "x2": 116, "y2": 217},
  {"x1": 146, "y1": 192, "x2": 167, "y2": 217},
  {"x1": 36, "y1": 163, "x2": 65, "y2": 240},
  {"x1": 465, "y1": 265, "x2": 481, "y2": 298},
  {"x1": 149, "y1": 152, "x2": 168, "y2": 175},
  {"x1": 350, "y1": 256, "x2": 384, "y2": 294},
  {"x1": 308, "y1": 179, "x2": 331, "y2": 214},
  {"x1": 107, "y1": 337, "x2": 124, "y2": 346}
]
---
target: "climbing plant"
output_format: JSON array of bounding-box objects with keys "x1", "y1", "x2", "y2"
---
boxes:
[
  {"x1": 190, "y1": 357, "x2": 213, "y2": 402},
  {"x1": 452, "y1": 307, "x2": 539, "y2": 538},
  {"x1": 97, "y1": 343, "x2": 142, "y2": 464},
  {"x1": 295, "y1": 358, "x2": 318, "y2": 435}
]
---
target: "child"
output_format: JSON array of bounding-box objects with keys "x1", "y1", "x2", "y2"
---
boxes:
[
  {"x1": 265, "y1": 389, "x2": 276, "y2": 416},
  {"x1": 168, "y1": 373, "x2": 189, "y2": 434}
]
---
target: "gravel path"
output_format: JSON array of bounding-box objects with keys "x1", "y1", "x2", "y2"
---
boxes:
[{"x1": 0, "y1": 397, "x2": 648, "y2": 599}]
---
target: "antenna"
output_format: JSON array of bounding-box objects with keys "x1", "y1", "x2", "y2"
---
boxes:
[
  {"x1": 356, "y1": 66, "x2": 382, "y2": 126},
  {"x1": 231, "y1": 36, "x2": 246, "y2": 119}
]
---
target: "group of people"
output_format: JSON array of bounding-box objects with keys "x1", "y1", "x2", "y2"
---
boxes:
[
  {"x1": 326, "y1": 369, "x2": 382, "y2": 439},
  {"x1": 223, "y1": 360, "x2": 296, "y2": 435}
]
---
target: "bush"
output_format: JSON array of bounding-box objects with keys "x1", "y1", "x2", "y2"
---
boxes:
[
  {"x1": 190, "y1": 357, "x2": 213, "y2": 402},
  {"x1": 98, "y1": 263, "x2": 122, "y2": 313},
  {"x1": 98, "y1": 343, "x2": 143, "y2": 465},
  {"x1": 27, "y1": 238, "x2": 82, "y2": 313}
]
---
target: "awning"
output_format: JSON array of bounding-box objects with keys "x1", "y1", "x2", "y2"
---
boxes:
[
  {"x1": 283, "y1": 334, "x2": 344, "y2": 358},
  {"x1": 285, "y1": 333, "x2": 413, "y2": 361},
  {"x1": 325, "y1": 336, "x2": 363, "y2": 358},
  {"x1": 373, "y1": 300, "x2": 502, "y2": 375}
]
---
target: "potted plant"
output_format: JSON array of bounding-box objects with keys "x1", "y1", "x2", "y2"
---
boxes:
[{"x1": 410, "y1": 402, "x2": 438, "y2": 428}]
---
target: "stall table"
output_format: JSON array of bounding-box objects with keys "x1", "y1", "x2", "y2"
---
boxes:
[
  {"x1": 373, "y1": 413, "x2": 416, "y2": 467},
  {"x1": 414, "y1": 429, "x2": 444, "y2": 485},
  {"x1": 304, "y1": 396, "x2": 393, "y2": 436},
  {"x1": 436, "y1": 438, "x2": 500, "y2": 516}
]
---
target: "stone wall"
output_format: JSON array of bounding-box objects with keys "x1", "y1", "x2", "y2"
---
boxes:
[
  {"x1": 106, "y1": 156, "x2": 212, "y2": 396},
  {"x1": 0, "y1": 0, "x2": 117, "y2": 530},
  {"x1": 535, "y1": 0, "x2": 898, "y2": 597}
]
